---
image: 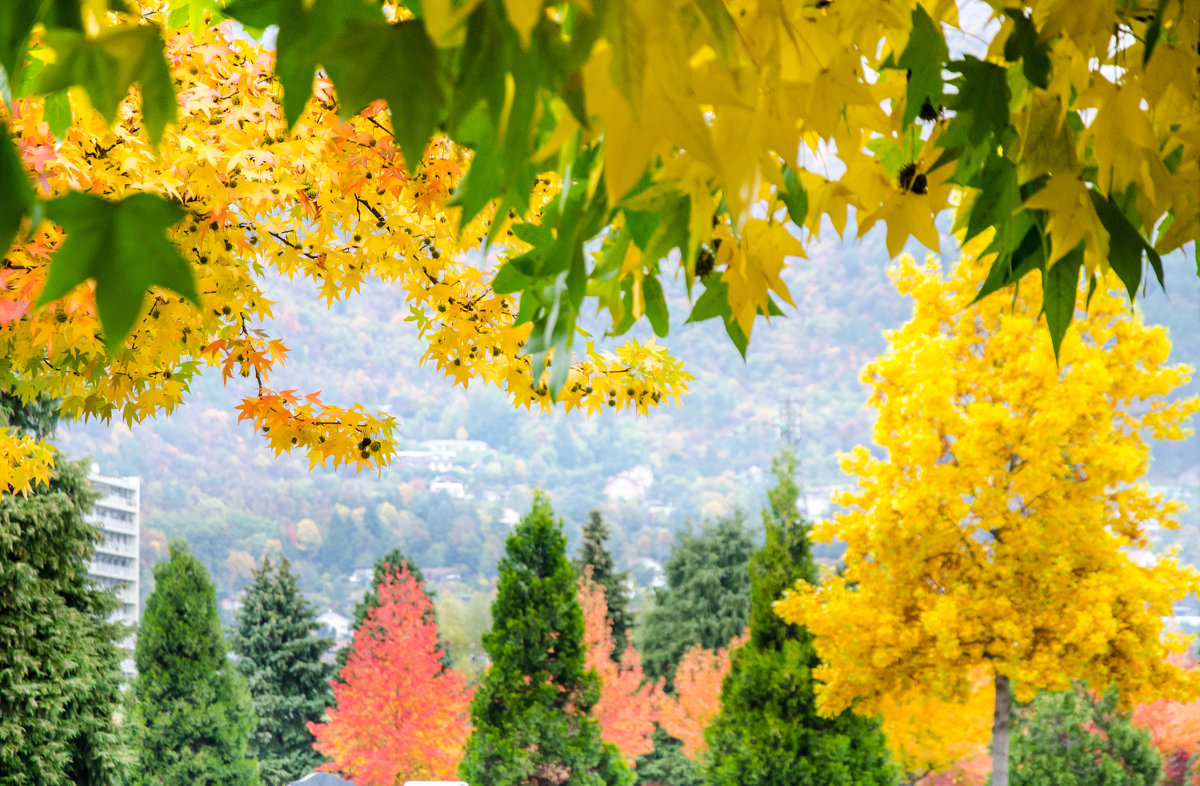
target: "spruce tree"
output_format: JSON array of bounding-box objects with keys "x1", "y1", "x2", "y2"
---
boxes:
[
  {"x1": 574, "y1": 510, "x2": 632, "y2": 662},
  {"x1": 230, "y1": 555, "x2": 332, "y2": 786},
  {"x1": 461, "y1": 493, "x2": 632, "y2": 786},
  {"x1": 703, "y1": 452, "x2": 898, "y2": 786},
  {"x1": 131, "y1": 540, "x2": 259, "y2": 786},
  {"x1": 0, "y1": 455, "x2": 131, "y2": 785}
]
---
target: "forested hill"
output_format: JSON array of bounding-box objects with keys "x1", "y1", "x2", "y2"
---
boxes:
[{"x1": 59, "y1": 234, "x2": 1200, "y2": 613}]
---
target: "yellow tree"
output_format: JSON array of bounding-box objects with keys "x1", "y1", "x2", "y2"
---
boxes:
[
  {"x1": 877, "y1": 668, "x2": 991, "y2": 785},
  {"x1": 776, "y1": 243, "x2": 1200, "y2": 786}
]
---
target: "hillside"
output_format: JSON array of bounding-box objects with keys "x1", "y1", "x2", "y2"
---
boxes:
[{"x1": 58, "y1": 232, "x2": 1200, "y2": 614}]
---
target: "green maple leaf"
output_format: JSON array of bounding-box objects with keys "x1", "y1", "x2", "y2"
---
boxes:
[
  {"x1": 941, "y1": 57, "x2": 1011, "y2": 148},
  {"x1": 1041, "y1": 245, "x2": 1083, "y2": 361},
  {"x1": 0, "y1": 124, "x2": 34, "y2": 262},
  {"x1": 224, "y1": 0, "x2": 380, "y2": 128},
  {"x1": 37, "y1": 192, "x2": 198, "y2": 351},
  {"x1": 321, "y1": 19, "x2": 443, "y2": 168},
  {"x1": 36, "y1": 23, "x2": 176, "y2": 144},
  {"x1": 896, "y1": 5, "x2": 949, "y2": 127}
]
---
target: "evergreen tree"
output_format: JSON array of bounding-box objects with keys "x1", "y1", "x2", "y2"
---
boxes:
[
  {"x1": 334, "y1": 546, "x2": 446, "y2": 676},
  {"x1": 574, "y1": 510, "x2": 632, "y2": 662},
  {"x1": 230, "y1": 555, "x2": 332, "y2": 786},
  {"x1": 639, "y1": 514, "x2": 753, "y2": 690},
  {"x1": 461, "y1": 493, "x2": 632, "y2": 786},
  {"x1": 131, "y1": 540, "x2": 259, "y2": 786},
  {"x1": 635, "y1": 513, "x2": 753, "y2": 786},
  {"x1": 704, "y1": 452, "x2": 898, "y2": 786},
  {"x1": 1008, "y1": 683, "x2": 1161, "y2": 786},
  {"x1": 0, "y1": 454, "x2": 131, "y2": 785}
]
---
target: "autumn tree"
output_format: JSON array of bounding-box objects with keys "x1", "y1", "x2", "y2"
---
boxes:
[
  {"x1": 704, "y1": 451, "x2": 897, "y2": 786},
  {"x1": 461, "y1": 493, "x2": 631, "y2": 786},
  {"x1": 334, "y1": 546, "x2": 445, "y2": 678},
  {"x1": 1132, "y1": 663, "x2": 1200, "y2": 786},
  {"x1": 131, "y1": 540, "x2": 259, "y2": 785},
  {"x1": 1009, "y1": 684, "x2": 1162, "y2": 786},
  {"x1": 0, "y1": 446, "x2": 131, "y2": 785},
  {"x1": 776, "y1": 249, "x2": 1200, "y2": 786},
  {"x1": 3, "y1": 0, "x2": 1199, "y2": 496},
  {"x1": 309, "y1": 564, "x2": 472, "y2": 785},
  {"x1": 578, "y1": 574, "x2": 658, "y2": 765},
  {"x1": 654, "y1": 636, "x2": 745, "y2": 763},
  {"x1": 576, "y1": 510, "x2": 632, "y2": 662},
  {"x1": 876, "y1": 673, "x2": 991, "y2": 785},
  {"x1": 229, "y1": 555, "x2": 332, "y2": 786}
]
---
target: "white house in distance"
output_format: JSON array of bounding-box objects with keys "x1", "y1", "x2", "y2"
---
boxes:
[
  {"x1": 604, "y1": 465, "x2": 654, "y2": 502},
  {"x1": 86, "y1": 467, "x2": 140, "y2": 680},
  {"x1": 430, "y1": 475, "x2": 467, "y2": 499}
]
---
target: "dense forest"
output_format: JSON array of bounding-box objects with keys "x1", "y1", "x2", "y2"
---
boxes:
[{"x1": 59, "y1": 233, "x2": 1200, "y2": 615}]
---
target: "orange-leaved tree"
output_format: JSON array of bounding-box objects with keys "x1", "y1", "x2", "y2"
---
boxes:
[
  {"x1": 309, "y1": 564, "x2": 472, "y2": 785},
  {"x1": 654, "y1": 632, "x2": 747, "y2": 761},
  {"x1": 776, "y1": 244, "x2": 1200, "y2": 786},
  {"x1": 1133, "y1": 655, "x2": 1200, "y2": 786},
  {"x1": 578, "y1": 575, "x2": 658, "y2": 764}
]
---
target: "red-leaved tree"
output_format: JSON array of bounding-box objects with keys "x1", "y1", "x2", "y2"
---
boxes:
[
  {"x1": 578, "y1": 576, "x2": 659, "y2": 764},
  {"x1": 309, "y1": 565, "x2": 472, "y2": 784},
  {"x1": 655, "y1": 633, "x2": 748, "y2": 760},
  {"x1": 1133, "y1": 656, "x2": 1200, "y2": 786}
]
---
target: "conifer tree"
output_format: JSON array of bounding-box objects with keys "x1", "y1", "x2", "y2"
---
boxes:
[
  {"x1": 131, "y1": 540, "x2": 259, "y2": 786},
  {"x1": 639, "y1": 515, "x2": 753, "y2": 690},
  {"x1": 635, "y1": 514, "x2": 753, "y2": 786},
  {"x1": 1010, "y1": 683, "x2": 1161, "y2": 786},
  {"x1": 575, "y1": 510, "x2": 632, "y2": 663},
  {"x1": 230, "y1": 555, "x2": 332, "y2": 786},
  {"x1": 0, "y1": 450, "x2": 131, "y2": 785},
  {"x1": 703, "y1": 452, "x2": 897, "y2": 786},
  {"x1": 461, "y1": 493, "x2": 632, "y2": 786}
]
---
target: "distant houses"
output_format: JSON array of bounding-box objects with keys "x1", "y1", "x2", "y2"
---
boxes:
[{"x1": 604, "y1": 465, "x2": 654, "y2": 502}]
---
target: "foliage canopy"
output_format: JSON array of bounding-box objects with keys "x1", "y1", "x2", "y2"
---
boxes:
[{"x1": 1, "y1": 0, "x2": 1199, "y2": 490}]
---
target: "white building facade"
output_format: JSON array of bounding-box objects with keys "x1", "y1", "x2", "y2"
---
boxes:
[{"x1": 86, "y1": 468, "x2": 140, "y2": 679}]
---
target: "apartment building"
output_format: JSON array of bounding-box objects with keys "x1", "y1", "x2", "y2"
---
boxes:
[{"x1": 86, "y1": 467, "x2": 140, "y2": 680}]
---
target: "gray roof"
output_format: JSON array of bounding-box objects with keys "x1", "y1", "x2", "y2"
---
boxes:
[{"x1": 288, "y1": 773, "x2": 355, "y2": 786}]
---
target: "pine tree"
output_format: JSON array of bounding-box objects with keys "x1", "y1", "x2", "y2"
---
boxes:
[
  {"x1": 575, "y1": 510, "x2": 632, "y2": 663},
  {"x1": 704, "y1": 452, "x2": 898, "y2": 786},
  {"x1": 461, "y1": 493, "x2": 632, "y2": 786},
  {"x1": 0, "y1": 453, "x2": 131, "y2": 785},
  {"x1": 131, "y1": 540, "x2": 259, "y2": 786},
  {"x1": 334, "y1": 546, "x2": 445, "y2": 677},
  {"x1": 230, "y1": 555, "x2": 332, "y2": 786},
  {"x1": 1010, "y1": 683, "x2": 1162, "y2": 786}
]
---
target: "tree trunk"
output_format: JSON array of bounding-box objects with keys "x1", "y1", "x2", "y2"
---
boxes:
[{"x1": 992, "y1": 672, "x2": 1012, "y2": 786}]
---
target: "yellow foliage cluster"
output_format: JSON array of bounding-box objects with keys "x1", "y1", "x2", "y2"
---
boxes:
[
  {"x1": 776, "y1": 246, "x2": 1200, "y2": 717},
  {"x1": 0, "y1": 11, "x2": 692, "y2": 489}
]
